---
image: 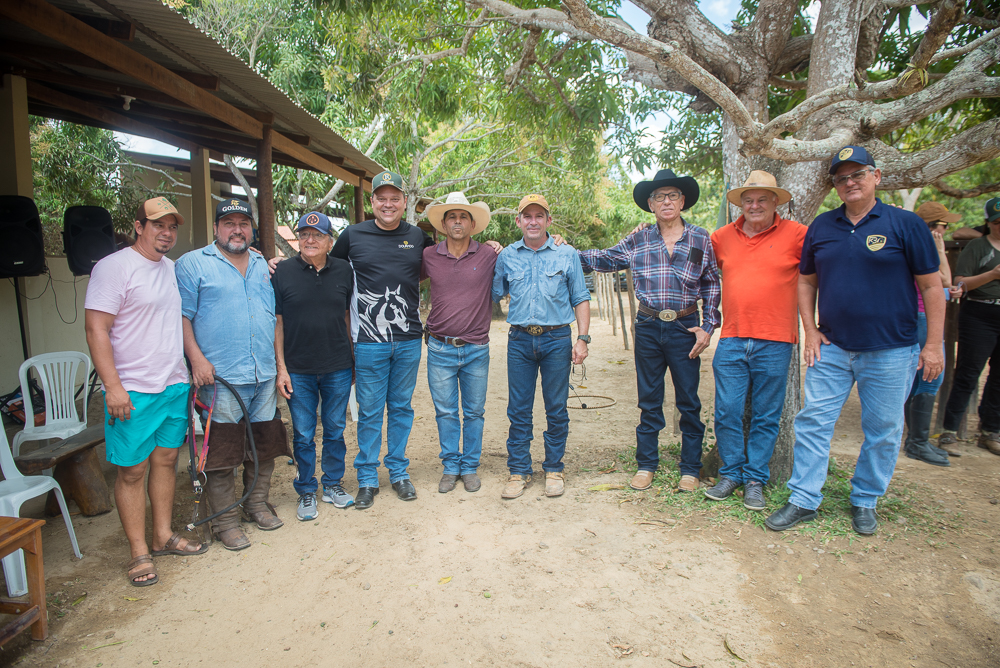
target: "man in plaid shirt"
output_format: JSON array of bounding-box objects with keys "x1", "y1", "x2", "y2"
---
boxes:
[{"x1": 579, "y1": 169, "x2": 720, "y2": 493}]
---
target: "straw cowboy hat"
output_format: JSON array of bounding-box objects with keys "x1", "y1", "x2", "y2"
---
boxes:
[
  {"x1": 425, "y1": 192, "x2": 491, "y2": 235},
  {"x1": 726, "y1": 170, "x2": 792, "y2": 207},
  {"x1": 633, "y1": 168, "x2": 700, "y2": 212}
]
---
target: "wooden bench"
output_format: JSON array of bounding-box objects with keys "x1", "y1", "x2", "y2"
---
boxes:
[
  {"x1": 0, "y1": 517, "x2": 47, "y2": 644},
  {"x1": 15, "y1": 425, "x2": 112, "y2": 517}
]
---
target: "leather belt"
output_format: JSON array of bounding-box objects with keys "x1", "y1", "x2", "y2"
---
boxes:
[
  {"x1": 637, "y1": 302, "x2": 698, "y2": 322},
  {"x1": 967, "y1": 297, "x2": 1000, "y2": 306},
  {"x1": 511, "y1": 324, "x2": 569, "y2": 336},
  {"x1": 424, "y1": 330, "x2": 467, "y2": 347}
]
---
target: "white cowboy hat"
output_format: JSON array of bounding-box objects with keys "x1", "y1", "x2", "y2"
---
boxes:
[
  {"x1": 726, "y1": 170, "x2": 792, "y2": 207},
  {"x1": 426, "y1": 192, "x2": 491, "y2": 235}
]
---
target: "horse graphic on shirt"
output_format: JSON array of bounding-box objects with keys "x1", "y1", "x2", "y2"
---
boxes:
[{"x1": 357, "y1": 285, "x2": 409, "y2": 342}]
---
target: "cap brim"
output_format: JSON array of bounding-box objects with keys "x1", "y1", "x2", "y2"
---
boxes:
[
  {"x1": 147, "y1": 210, "x2": 185, "y2": 225},
  {"x1": 427, "y1": 202, "x2": 492, "y2": 235},
  {"x1": 633, "y1": 176, "x2": 700, "y2": 212},
  {"x1": 726, "y1": 186, "x2": 792, "y2": 207}
]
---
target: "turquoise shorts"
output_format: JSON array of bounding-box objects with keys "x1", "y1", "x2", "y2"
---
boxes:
[{"x1": 104, "y1": 382, "x2": 190, "y2": 467}]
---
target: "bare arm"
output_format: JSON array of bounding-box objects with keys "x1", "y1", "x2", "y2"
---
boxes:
[
  {"x1": 798, "y1": 273, "x2": 830, "y2": 366},
  {"x1": 274, "y1": 316, "x2": 292, "y2": 399},
  {"x1": 85, "y1": 309, "x2": 135, "y2": 421},
  {"x1": 931, "y1": 229, "x2": 952, "y2": 287},
  {"x1": 572, "y1": 300, "x2": 590, "y2": 365},
  {"x1": 915, "y1": 271, "x2": 945, "y2": 381},
  {"x1": 953, "y1": 264, "x2": 1000, "y2": 293},
  {"x1": 182, "y1": 317, "x2": 215, "y2": 388}
]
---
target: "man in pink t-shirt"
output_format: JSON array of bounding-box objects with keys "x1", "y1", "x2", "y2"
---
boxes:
[{"x1": 85, "y1": 197, "x2": 207, "y2": 587}]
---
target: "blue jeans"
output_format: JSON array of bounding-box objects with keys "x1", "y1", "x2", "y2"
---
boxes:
[
  {"x1": 353, "y1": 339, "x2": 422, "y2": 487},
  {"x1": 634, "y1": 312, "x2": 704, "y2": 477},
  {"x1": 788, "y1": 343, "x2": 919, "y2": 510},
  {"x1": 712, "y1": 337, "x2": 793, "y2": 485},
  {"x1": 909, "y1": 312, "x2": 944, "y2": 398},
  {"x1": 287, "y1": 369, "x2": 352, "y2": 496},
  {"x1": 506, "y1": 326, "x2": 572, "y2": 475},
  {"x1": 427, "y1": 340, "x2": 490, "y2": 475},
  {"x1": 199, "y1": 377, "x2": 277, "y2": 424}
]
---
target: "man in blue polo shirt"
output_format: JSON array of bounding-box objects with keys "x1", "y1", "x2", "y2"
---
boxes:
[
  {"x1": 765, "y1": 146, "x2": 945, "y2": 536},
  {"x1": 492, "y1": 193, "x2": 590, "y2": 499}
]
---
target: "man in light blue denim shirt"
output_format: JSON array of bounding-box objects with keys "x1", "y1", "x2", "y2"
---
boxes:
[
  {"x1": 492, "y1": 193, "x2": 590, "y2": 500},
  {"x1": 176, "y1": 199, "x2": 290, "y2": 551}
]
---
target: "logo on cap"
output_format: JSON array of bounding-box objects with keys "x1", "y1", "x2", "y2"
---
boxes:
[
  {"x1": 305, "y1": 213, "x2": 320, "y2": 226},
  {"x1": 866, "y1": 235, "x2": 886, "y2": 252},
  {"x1": 231, "y1": 199, "x2": 241, "y2": 207},
  {"x1": 993, "y1": 202, "x2": 1000, "y2": 213},
  {"x1": 527, "y1": 194, "x2": 540, "y2": 201},
  {"x1": 839, "y1": 148, "x2": 854, "y2": 161}
]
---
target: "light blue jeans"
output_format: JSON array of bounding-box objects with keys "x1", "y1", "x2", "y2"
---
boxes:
[
  {"x1": 353, "y1": 339, "x2": 422, "y2": 487},
  {"x1": 200, "y1": 377, "x2": 277, "y2": 424},
  {"x1": 426, "y1": 340, "x2": 490, "y2": 475},
  {"x1": 788, "y1": 343, "x2": 919, "y2": 510},
  {"x1": 712, "y1": 337, "x2": 793, "y2": 485}
]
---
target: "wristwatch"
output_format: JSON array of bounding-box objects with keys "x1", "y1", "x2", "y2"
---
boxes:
[{"x1": 577, "y1": 335, "x2": 591, "y2": 344}]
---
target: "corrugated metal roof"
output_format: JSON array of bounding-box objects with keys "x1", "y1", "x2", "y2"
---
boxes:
[{"x1": 0, "y1": 0, "x2": 383, "y2": 181}]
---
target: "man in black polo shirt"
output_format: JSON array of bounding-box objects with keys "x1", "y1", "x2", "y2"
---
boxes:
[
  {"x1": 273, "y1": 212, "x2": 355, "y2": 521},
  {"x1": 766, "y1": 145, "x2": 945, "y2": 536}
]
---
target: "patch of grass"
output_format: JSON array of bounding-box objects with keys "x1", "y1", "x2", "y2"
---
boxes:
[{"x1": 619, "y1": 443, "x2": 963, "y2": 540}]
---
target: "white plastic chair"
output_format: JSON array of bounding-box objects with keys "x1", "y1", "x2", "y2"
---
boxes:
[
  {"x1": 12, "y1": 352, "x2": 91, "y2": 458},
  {"x1": 0, "y1": 426, "x2": 82, "y2": 596}
]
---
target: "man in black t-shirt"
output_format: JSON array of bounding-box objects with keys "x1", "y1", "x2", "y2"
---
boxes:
[
  {"x1": 331, "y1": 171, "x2": 434, "y2": 509},
  {"x1": 273, "y1": 212, "x2": 356, "y2": 522}
]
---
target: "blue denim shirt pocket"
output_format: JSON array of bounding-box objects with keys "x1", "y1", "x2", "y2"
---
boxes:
[{"x1": 543, "y1": 269, "x2": 565, "y2": 298}]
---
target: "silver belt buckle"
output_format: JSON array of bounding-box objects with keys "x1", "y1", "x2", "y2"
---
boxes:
[{"x1": 658, "y1": 309, "x2": 677, "y2": 322}]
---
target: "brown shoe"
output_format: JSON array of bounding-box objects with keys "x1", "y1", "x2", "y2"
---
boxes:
[
  {"x1": 678, "y1": 475, "x2": 700, "y2": 492},
  {"x1": 501, "y1": 474, "x2": 531, "y2": 499},
  {"x1": 938, "y1": 430, "x2": 963, "y2": 456},
  {"x1": 439, "y1": 474, "x2": 459, "y2": 493},
  {"x1": 545, "y1": 472, "x2": 565, "y2": 497},
  {"x1": 461, "y1": 473, "x2": 481, "y2": 492},
  {"x1": 215, "y1": 527, "x2": 251, "y2": 551},
  {"x1": 630, "y1": 470, "x2": 654, "y2": 490},
  {"x1": 978, "y1": 431, "x2": 1000, "y2": 455}
]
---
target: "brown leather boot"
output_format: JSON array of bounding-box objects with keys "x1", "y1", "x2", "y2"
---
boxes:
[
  {"x1": 205, "y1": 468, "x2": 250, "y2": 551},
  {"x1": 241, "y1": 458, "x2": 283, "y2": 530}
]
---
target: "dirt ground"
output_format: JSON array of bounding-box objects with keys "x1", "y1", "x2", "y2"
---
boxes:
[{"x1": 1, "y1": 314, "x2": 998, "y2": 668}]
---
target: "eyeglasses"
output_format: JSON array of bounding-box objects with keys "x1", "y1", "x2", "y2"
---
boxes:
[
  {"x1": 832, "y1": 168, "x2": 873, "y2": 187},
  {"x1": 296, "y1": 230, "x2": 326, "y2": 241},
  {"x1": 649, "y1": 191, "x2": 682, "y2": 203}
]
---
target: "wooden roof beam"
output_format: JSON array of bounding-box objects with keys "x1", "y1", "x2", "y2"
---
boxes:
[
  {"x1": 69, "y1": 13, "x2": 134, "y2": 41},
  {"x1": 2, "y1": 65, "x2": 184, "y2": 107}
]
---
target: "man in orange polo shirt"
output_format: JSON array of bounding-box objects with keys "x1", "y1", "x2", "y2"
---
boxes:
[{"x1": 703, "y1": 172, "x2": 806, "y2": 510}]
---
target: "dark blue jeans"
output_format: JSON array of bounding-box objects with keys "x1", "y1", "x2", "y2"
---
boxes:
[
  {"x1": 506, "y1": 326, "x2": 572, "y2": 475},
  {"x1": 287, "y1": 368, "x2": 352, "y2": 496},
  {"x1": 712, "y1": 337, "x2": 793, "y2": 485},
  {"x1": 634, "y1": 312, "x2": 704, "y2": 477}
]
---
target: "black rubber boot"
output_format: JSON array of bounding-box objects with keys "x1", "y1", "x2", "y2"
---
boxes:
[{"x1": 904, "y1": 393, "x2": 950, "y2": 467}]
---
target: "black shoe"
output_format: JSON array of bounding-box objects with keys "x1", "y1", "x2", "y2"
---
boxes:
[
  {"x1": 356, "y1": 486, "x2": 379, "y2": 510},
  {"x1": 851, "y1": 505, "x2": 878, "y2": 535},
  {"x1": 764, "y1": 502, "x2": 818, "y2": 531},
  {"x1": 743, "y1": 481, "x2": 766, "y2": 511},
  {"x1": 392, "y1": 479, "x2": 417, "y2": 501},
  {"x1": 703, "y1": 476, "x2": 740, "y2": 501}
]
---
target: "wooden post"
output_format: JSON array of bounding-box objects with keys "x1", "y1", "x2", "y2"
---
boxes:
[
  {"x1": 354, "y1": 179, "x2": 365, "y2": 224},
  {"x1": 189, "y1": 147, "x2": 213, "y2": 248},
  {"x1": 256, "y1": 125, "x2": 275, "y2": 259},
  {"x1": 593, "y1": 272, "x2": 602, "y2": 320},
  {"x1": 608, "y1": 275, "x2": 617, "y2": 336},
  {"x1": 616, "y1": 273, "x2": 629, "y2": 350},
  {"x1": 625, "y1": 268, "x2": 638, "y2": 348}
]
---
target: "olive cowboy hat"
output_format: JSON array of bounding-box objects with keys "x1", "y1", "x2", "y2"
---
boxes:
[
  {"x1": 726, "y1": 170, "x2": 792, "y2": 207},
  {"x1": 425, "y1": 191, "x2": 492, "y2": 235},
  {"x1": 633, "y1": 169, "x2": 700, "y2": 212}
]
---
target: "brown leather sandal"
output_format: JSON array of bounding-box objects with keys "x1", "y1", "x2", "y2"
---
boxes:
[
  {"x1": 126, "y1": 554, "x2": 159, "y2": 587},
  {"x1": 151, "y1": 532, "x2": 208, "y2": 557}
]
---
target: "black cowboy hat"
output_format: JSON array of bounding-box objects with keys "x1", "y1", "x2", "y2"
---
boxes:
[{"x1": 632, "y1": 169, "x2": 700, "y2": 212}]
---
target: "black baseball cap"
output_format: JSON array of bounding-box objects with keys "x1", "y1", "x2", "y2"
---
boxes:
[{"x1": 216, "y1": 198, "x2": 252, "y2": 222}]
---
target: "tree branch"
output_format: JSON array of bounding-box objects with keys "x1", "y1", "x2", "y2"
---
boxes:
[
  {"x1": 873, "y1": 117, "x2": 1000, "y2": 189},
  {"x1": 376, "y1": 8, "x2": 488, "y2": 83},
  {"x1": 769, "y1": 75, "x2": 808, "y2": 90},
  {"x1": 909, "y1": 0, "x2": 965, "y2": 70},
  {"x1": 504, "y1": 28, "x2": 541, "y2": 85},
  {"x1": 932, "y1": 180, "x2": 1000, "y2": 198},
  {"x1": 931, "y1": 26, "x2": 1000, "y2": 64},
  {"x1": 225, "y1": 154, "x2": 258, "y2": 224}
]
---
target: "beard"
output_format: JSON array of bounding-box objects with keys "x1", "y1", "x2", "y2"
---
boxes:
[{"x1": 219, "y1": 235, "x2": 249, "y2": 254}]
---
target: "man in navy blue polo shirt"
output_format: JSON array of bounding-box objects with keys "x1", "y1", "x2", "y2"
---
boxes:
[{"x1": 765, "y1": 146, "x2": 945, "y2": 536}]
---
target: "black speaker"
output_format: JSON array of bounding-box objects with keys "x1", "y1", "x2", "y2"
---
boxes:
[
  {"x1": 63, "y1": 206, "x2": 117, "y2": 276},
  {"x1": 0, "y1": 196, "x2": 46, "y2": 279}
]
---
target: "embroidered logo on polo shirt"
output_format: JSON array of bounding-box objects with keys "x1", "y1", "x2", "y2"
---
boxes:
[
  {"x1": 839, "y1": 148, "x2": 854, "y2": 161},
  {"x1": 398, "y1": 241, "x2": 415, "y2": 249},
  {"x1": 866, "y1": 235, "x2": 886, "y2": 252}
]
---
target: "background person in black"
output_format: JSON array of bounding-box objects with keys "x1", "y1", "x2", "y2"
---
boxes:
[{"x1": 272, "y1": 212, "x2": 356, "y2": 522}]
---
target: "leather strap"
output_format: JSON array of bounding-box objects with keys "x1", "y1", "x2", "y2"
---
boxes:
[
  {"x1": 425, "y1": 330, "x2": 468, "y2": 347},
  {"x1": 636, "y1": 302, "x2": 698, "y2": 322}
]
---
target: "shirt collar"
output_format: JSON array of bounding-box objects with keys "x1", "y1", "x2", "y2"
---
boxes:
[
  {"x1": 294, "y1": 253, "x2": 331, "y2": 272},
  {"x1": 836, "y1": 198, "x2": 884, "y2": 225},
  {"x1": 731, "y1": 213, "x2": 782, "y2": 238},
  {"x1": 512, "y1": 234, "x2": 556, "y2": 252},
  {"x1": 202, "y1": 241, "x2": 264, "y2": 265},
  {"x1": 435, "y1": 239, "x2": 480, "y2": 258}
]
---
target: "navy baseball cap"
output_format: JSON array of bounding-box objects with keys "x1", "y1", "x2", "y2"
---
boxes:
[
  {"x1": 296, "y1": 211, "x2": 332, "y2": 235},
  {"x1": 829, "y1": 145, "x2": 877, "y2": 174},
  {"x1": 216, "y1": 197, "x2": 252, "y2": 222},
  {"x1": 985, "y1": 197, "x2": 1000, "y2": 223}
]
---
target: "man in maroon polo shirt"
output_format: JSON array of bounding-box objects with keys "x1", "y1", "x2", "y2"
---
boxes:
[{"x1": 422, "y1": 192, "x2": 497, "y2": 494}]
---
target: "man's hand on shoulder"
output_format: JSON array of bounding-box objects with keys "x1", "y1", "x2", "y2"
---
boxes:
[
  {"x1": 484, "y1": 239, "x2": 503, "y2": 255},
  {"x1": 627, "y1": 223, "x2": 652, "y2": 237},
  {"x1": 267, "y1": 256, "x2": 281, "y2": 276}
]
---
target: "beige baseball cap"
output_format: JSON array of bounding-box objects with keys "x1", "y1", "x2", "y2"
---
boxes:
[
  {"x1": 135, "y1": 197, "x2": 184, "y2": 225},
  {"x1": 517, "y1": 193, "x2": 550, "y2": 213}
]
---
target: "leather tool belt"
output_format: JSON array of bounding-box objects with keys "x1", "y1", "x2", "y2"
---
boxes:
[
  {"x1": 511, "y1": 324, "x2": 570, "y2": 336},
  {"x1": 637, "y1": 302, "x2": 698, "y2": 322},
  {"x1": 424, "y1": 330, "x2": 467, "y2": 347}
]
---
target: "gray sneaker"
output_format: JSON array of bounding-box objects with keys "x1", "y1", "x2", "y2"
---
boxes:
[
  {"x1": 297, "y1": 493, "x2": 318, "y2": 521},
  {"x1": 743, "y1": 481, "x2": 766, "y2": 511},
  {"x1": 704, "y1": 476, "x2": 740, "y2": 501},
  {"x1": 322, "y1": 484, "x2": 355, "y2": 508}
]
